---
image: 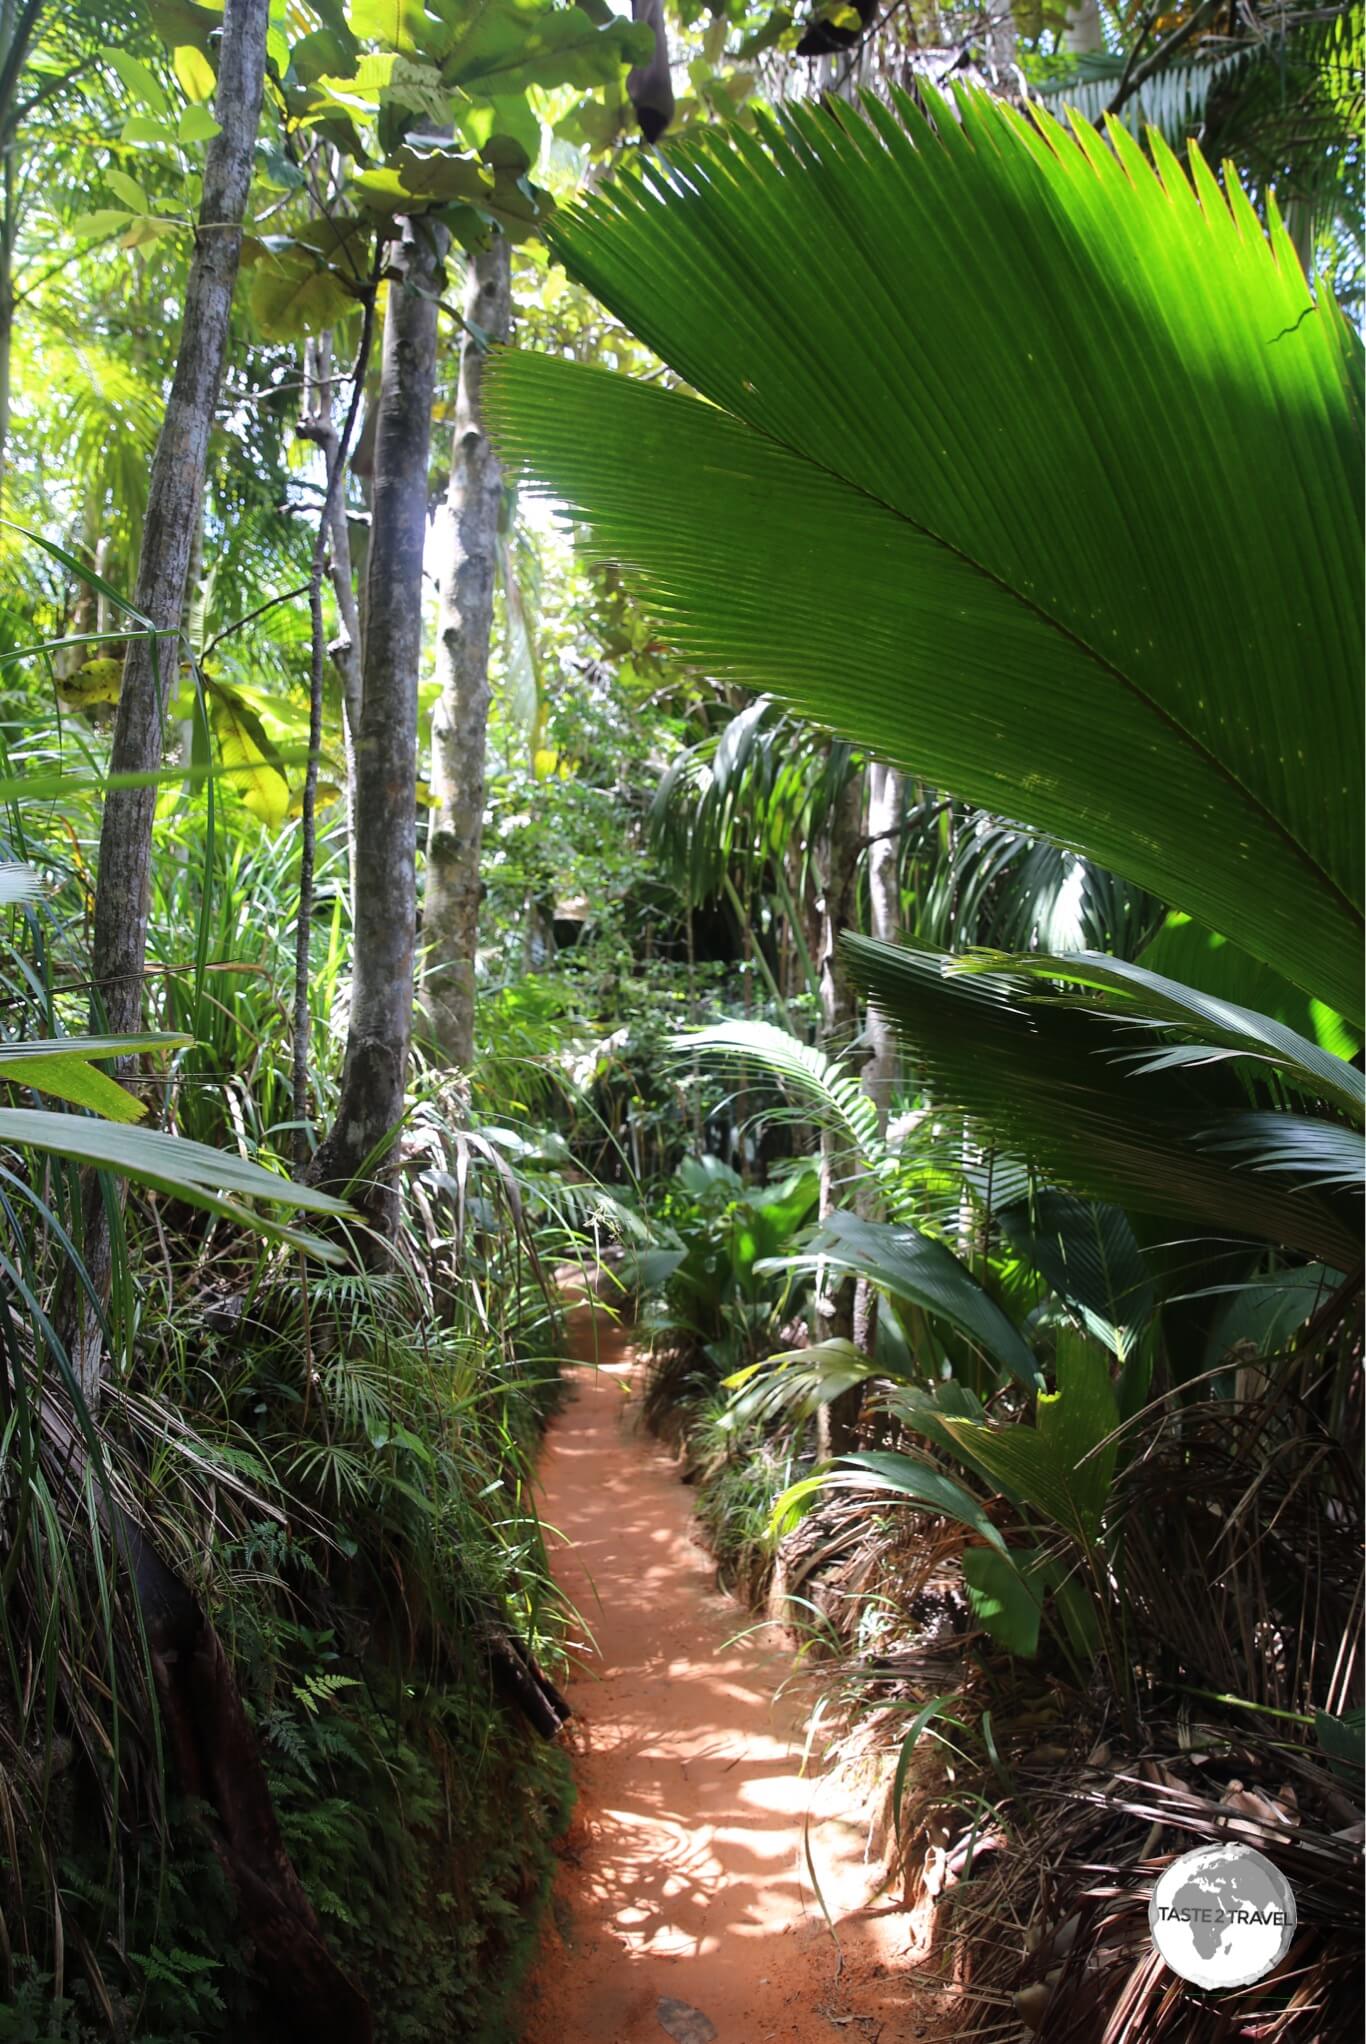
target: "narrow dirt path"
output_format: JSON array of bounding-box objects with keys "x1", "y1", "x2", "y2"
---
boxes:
[{"x1": 518, "y1": 1300, "x2": 944, "y2": 2044}]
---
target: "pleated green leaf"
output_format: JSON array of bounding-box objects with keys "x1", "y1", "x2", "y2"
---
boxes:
[
  {"x1": 485, "y1": 87, "x2": 1364, "y2": 1021},
  {"x1": 766, "y1": 1207, "x2": 1042, "y2": 1388},
  {"x1": 845, "y1": 938, "x2": 1362, "y2": 1269},
  {"x1": 996, "y1": 1190, "x2": 1154, "y2": 1361}
]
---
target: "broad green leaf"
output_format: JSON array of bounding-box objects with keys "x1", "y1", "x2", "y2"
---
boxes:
[
  {"x1": 456, "y1": 91, "x2": 541, "y2": 171},
  {"x1": 1036, "y1": 1331, "x2": 1119, "y2": 1539},
  {"x1": 765, "y1": 1209, "x2": 1042, "y2": 1389},
  {"x1": 938, "y1": 1417, "x2": 1080, "y2": 1539},
  {"x1": 120, "y1": 217, "x2": 178, "y2": 249},
  {"x1": 101, "y1": 47, "x2": 171, "y2": 111},
  {"x1": 438, "y1": 2, "x2": 651, "y2": 95},
  {"x1": 942, "y1": 1335, "x2": 1118, "y2": 1549},
  {"x1": 178, "y1": 103, "x2": 222, "y2": 141},
  {"x1": 957, "y1": 949, "x2": 1364, "y2": 1125},
  {"x1": 484, "y1": 89, "x2": 1364, "y2": 1022},
  {"x1": 724, "y1": 1339, "x2": 875, "y2": 1427},
  {"x1": 0, "y1": 1038, "x2": 191, "y2": 1120},
  {"x1": 352, "y1": 143, "x2": 491, "y2": 211},
  {"x1": 1203, "y1": 1262, "x2": 1343, "y2": 1369},
  {"x1": 121, "y1": 114, "x2": 180, "y2": 145},
  {"x1": 962, "y1": 1546, "x2": 1043, "y2": 1657},
  {"x1": 71, "y1": 209, "x2": 135, "y2": 237},
  {"x1": 1140, "y1": 914, "x2": 1362, "y2": 1064},
  {"x1": 206, "y1": 681, "x2": 291, "y2": 825},
  {"x1": 772, "y1": 1448, "x2": 1010, "y2": 1555},
  {"x1": 105, "y1": 168, "x2": 150, "y2": 212},
  {"x1": 1315, "y1": 1706, "x2": 1364, "y2": 1776},
  {"x1": 0, "y1": 1034, "x2": 189, "y2": 1124},
  {"x1": 346, "y1": 0, "x2": 428, "y2": 53},
  {"x1": 249, "y1": 241, "x2": 357, "y2": 340},
  {"x1": 149, "y1": 0, "x2": 222, "y2": 53},
  {"x1": 378, "y1": 52, "x2": 453, "y2": 121},
  {"x1": 997, "y1": 1190, "x2": 1153, "y2": 1360}
]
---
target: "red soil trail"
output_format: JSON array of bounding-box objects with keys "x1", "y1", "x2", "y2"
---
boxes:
[{"x1": 518, "y1": 1299, "x2": 945, "y2": 2044}]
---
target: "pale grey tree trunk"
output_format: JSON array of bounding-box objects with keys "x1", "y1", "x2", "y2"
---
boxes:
[
  {"x1": 853, "y1": 762, "x2": 903, "y2": 1353},
  {"x1": 1062, "y1": 0, "x2": 1104, "y2": 52},
  {"x1": 300, "y1": 334, "x2": 366, "y2": 914},
  {"x1": 815, "y1": 758, "x2": 863, "y2": 1455},
  {"x1": 422, "y1": 237, "x2": 511, "y2": 1072},
  {"x1": 65, "y1": 0, "x2": 268, "y2": 1397},
  {"x1": 307, "y1": 217, "x2": 447, "y2": 1235}
]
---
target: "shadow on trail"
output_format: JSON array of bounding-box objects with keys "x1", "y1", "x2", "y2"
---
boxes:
[{"x1": 518, "y1": 1300, "x2": 946, "y2": 2044}]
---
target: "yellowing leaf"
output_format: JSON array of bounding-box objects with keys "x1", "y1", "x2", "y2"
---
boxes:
[
  {"x1": 173, "y1": 42, "x2": 217, "y2": 100},
  {"x1": 414, "y1": 779, "x2": 438, "y2": 809},
  {"x1": 287, "y1": 782, "x2": 341, "y2": 817},
  {"x1": 120, "y1": 217, "x2": 179, "y2": 249},
  {"x1": 57, "y1": 657, "x2": 124, "y2": 707},
  {"x1": 0, "y1": 1036, "x2": 190, "y2": 1125},
  {"x1": 207, "y1": 680, "x2": 291, "y2": 826}
]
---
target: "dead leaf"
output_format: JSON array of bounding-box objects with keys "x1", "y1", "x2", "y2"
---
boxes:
[{"x1": 657, "y1": 1997, "x2": 717, "y2": 2044}]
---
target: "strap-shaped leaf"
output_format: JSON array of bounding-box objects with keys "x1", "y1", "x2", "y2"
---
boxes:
[
  {"x1": 0, "y1": 1034, "x2": 192, "y2": 1124},
  {"x1": 485, "y1": 87, "x2": 1364, "y2": 1020},
  {"x1": 0, "y1": 1106, "x2": 346, "y2": 1255}
]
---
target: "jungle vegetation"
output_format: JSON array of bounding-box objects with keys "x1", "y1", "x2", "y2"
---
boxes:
[{"x1": 0, "y1": 0, "x2": 1361, "y2": 2037}]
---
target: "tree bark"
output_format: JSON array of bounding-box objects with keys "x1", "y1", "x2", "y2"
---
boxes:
[
  {"x1": 815, "y1": 756, "x2": 863, "y2": 1455},
  {"x1": 422, "y1": 238, "x2": 511, "y2": 1074},
  {"x1": 64, "y1": 0, "x2": 268, "y2": 1397},
  {"x1": 853, "y1": 762, "x2": 903, "y2": 1352},
  {"x1": 294, "y1": 310, "x2": 376, "y2": 1162},
  {"x1": 1062, "y1": 0, "x2": 1104, "y2": 53},
  {"x1": 307, "y1": 217, "x2": 446, "y2": 1233}
]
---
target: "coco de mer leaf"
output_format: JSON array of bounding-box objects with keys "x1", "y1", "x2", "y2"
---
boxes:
[{"x1": 484, "y1": 87, "x2": 1364, "y2": 1021}]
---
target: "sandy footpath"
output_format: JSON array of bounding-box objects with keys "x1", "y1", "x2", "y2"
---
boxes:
[{"x1": 517, "y1": 1301, "x2": 947, "y2": 2044}]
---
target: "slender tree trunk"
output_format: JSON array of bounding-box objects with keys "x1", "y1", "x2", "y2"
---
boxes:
[
  {"x1": 815, "y1": 756, "x2": 863, "y2": 1454},
  {"x1": 307, "y1": 216, "x2": 447, "y2": 1233},
  {"x1": 64, "y1": 0, "x2": 268, "y2": 1398},
  {"x1": 294, "y1": 308, "x2": 376, "y2": 1162},
  {"x1": 853, "y1": 762, "x2": 903, "y2": 1353},
  {"x1": 861, "y1": 763, "x2": 903, "y2": 1124},
  {"x1": 422, "y1": 238, "x2": 511, "y2": 1072}
]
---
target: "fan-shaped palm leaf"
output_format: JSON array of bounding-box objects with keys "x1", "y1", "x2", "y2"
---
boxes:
[
  {"x1": 485, "y1": 87, "x2": 1364, "y2": 1021},
  {"x1": 845, "y1": 938, "x2": 1362, "y2": 1269}
]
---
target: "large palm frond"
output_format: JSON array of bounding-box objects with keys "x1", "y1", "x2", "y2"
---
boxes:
[{"x1": 485, "y1": 87, "x2": 1363, "y2": 1022}]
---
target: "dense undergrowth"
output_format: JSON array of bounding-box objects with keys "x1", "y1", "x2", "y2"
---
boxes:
[{"x1": 0, "y1": 780, "x2": 579, "y2": 2043}]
